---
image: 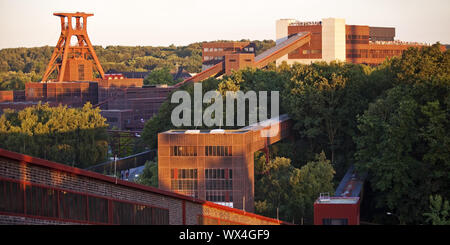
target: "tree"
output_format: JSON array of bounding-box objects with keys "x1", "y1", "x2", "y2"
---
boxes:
[
  {"x1": 0, "y1": 102, "x2": 109, "y2": 168},
  {"x1": 423, "y1": 195, "x2": 450, "y2": 225},
  {"x1": 136, "y1": 159, "x2": 158, "y2": 187},
  {"x1": 354, "y1": 45, "x2": 450, "y2": 224},
  {"x1": 143, "y1": 67, "x2": 176, "y2": 85},
  {"x1": 254, "y1": 157, "x2": 295, "y2": 221},
  {"x1": 288, "y1": 151, "x2": 335, "y2": 224}
]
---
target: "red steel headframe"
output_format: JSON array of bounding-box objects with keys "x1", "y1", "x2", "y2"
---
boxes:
[{"x1": 42, "y1": 12, "x2": 105, "y2": 82}]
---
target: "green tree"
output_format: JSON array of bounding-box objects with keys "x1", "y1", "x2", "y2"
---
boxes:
[
  {"x1": 288, "y1": 151, "x2": 335, "y2": 224},
  {"x1": 143, "y1": 67, "x2": 176, "y2": 85},
  {"x1": 0, "y1": 102, "x2": 109, "y2": 168},
  {"x1": 354, "y1": 45, "x2": 450, "y2": 224},
  {"x1": 254, "y1": 156, "x2": 295, "y2": 221},
  {"x1": 136, "y1": 159, "x2": 158, "y2": 187},
  {"x1": 423, "y1": 195, "x2": 450, "y2": 225}
]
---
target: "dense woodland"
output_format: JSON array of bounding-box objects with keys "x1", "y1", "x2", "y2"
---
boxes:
[{"x1": 0, "y1": 42, "x2": 448, "y2": 225}]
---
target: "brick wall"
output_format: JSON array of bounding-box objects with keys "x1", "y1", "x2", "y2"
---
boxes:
[{"x1": 0, "y1": 149, "x2": 286, "y2": 225}]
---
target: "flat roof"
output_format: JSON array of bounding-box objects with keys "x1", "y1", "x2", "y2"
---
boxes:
[
  {"x1": 162, "y1": 114, "x2": 290, "y2": 135},
  {"x1": 315, "y1": 197, "x2": 359, "y2": 204}
]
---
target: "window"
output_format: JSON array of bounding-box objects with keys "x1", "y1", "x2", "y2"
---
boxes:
[
  {"x1": 78, "y1": 64, "x2": 85, "y2": 80},
  {"x1": 205, "y1": 146, "x2": 232, "y2": 156},
  {"x1": 171, "y1": 146, "x2": 197, "y2": 156},
  {"x1": 205, "y1": 169, "x2": 232, "y2": 202},
  {"x1": 170, "y1": 168, "x2": 198, "y2": 198}
]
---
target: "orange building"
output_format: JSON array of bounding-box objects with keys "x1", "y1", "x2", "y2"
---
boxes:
[
  {"x1": 202, "y1": 42, "x2": 256, "y2": 70},
  {"x1": 276, "y1": 18, "x2": 446, "y2": 66},
  {"x1": 157, "y1": 115, "x2": 292, "y2": 212}
]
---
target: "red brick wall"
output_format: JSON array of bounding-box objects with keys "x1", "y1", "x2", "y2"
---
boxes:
[{"x1": 0, "y1": 149, "x2": 285, "y2": 225}]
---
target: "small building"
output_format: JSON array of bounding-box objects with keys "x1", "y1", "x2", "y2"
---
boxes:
[{"x1": 314, "y1": 166, "x2": 365, "y2": 225}]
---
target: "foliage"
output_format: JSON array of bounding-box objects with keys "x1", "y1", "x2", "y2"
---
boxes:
[
  {"x1": 254, "y1": 152, "x2": 335, "y2": 224},
  {"x1": 0, "y1": 102, "x2": 109, "y2": 168},
  {"x1": 282, "y1": 62, "x2": 381, "y2": 175},
  {"x1": 354, "y1": 44, "x2": 450, "y2": 224},
  {"x1": 143, "y1": 67, "x2": 179, "y2": 85},
  {"x1": 423, "y1": 195, "x2": 450, "y2": 225},
  {"x1": 135, "y1": 159, "x2": 158, "y2": 188}
]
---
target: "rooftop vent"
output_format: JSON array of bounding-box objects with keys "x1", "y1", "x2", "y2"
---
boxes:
[
  {"x1": 319, "y1": 193, "x2": 331, "y2": 202},
  {"x1": 210, "y1": 129, "x2": 225, "y2": 134},
  {"x1": 185, "y1": 130, "x2": 200, "y2": 134}
]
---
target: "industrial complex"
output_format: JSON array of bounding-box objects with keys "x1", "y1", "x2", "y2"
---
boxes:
[{"x1": 0, "y1": 12, "x2": 444, "y2": 225}]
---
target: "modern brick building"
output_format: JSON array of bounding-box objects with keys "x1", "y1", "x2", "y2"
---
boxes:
[
  {"x1": 202, "y1": 42, "x2": 256, "y2": 70},
  {"x1": 276, "y1": 18, "x2": 446, "y2": 66},
  {"x1": 0, "y1": 148, "x2": 288, "y2": 225},
  {"x1": 157, "y1": 115, "x2": 292, "y2": 212}
]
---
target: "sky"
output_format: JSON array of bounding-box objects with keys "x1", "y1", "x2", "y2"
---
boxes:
[{"x1": 0, "y1": 0, "x2": 449, "y2": 49}]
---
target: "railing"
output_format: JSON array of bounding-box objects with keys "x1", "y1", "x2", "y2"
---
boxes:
[
  {"x1": 370, "y1": 40, "x2": 430, "y2": 46},
  {"x1": 290, "y1": 21, "x2": 322, "y2": 26}
]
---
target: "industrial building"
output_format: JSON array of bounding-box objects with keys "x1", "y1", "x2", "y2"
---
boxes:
[
  {"x1": 275, "y1": 18, "x2": 446, "y2": 66},
  {"x1": 157, "y1": 115, "x2": 292, "y2": 212}
]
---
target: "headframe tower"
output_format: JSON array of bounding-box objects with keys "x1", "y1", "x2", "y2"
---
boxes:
[{"x1": 42, "y1": 12, "x2": 105, "y2": 82}]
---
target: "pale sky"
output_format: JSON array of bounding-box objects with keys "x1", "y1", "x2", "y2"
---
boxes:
[{"x1": 1, "y1": 0, "x2": 449, "y2": 49}]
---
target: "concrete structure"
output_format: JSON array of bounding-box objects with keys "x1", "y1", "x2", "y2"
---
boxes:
[
  {"x1": 276, "y1": 18, "x2": 445, "y2": 66},
  {"x1": 157, "y1": 115, "x2": 292, "y2": 212},
  {"x1": 314, "y1": 166, "x2": 365, "y2": 225},
  {"x1": 0, "y1": 148, "x2": 289, "y2": 225}
]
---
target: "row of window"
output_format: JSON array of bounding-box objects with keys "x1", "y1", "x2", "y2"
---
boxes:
[
  {"x1": 205, "y1": 180, "x2": 233, "y2": 190},
  {"x1": 170, "y1": 146, "x2": 233, "y2": 157},
  {"x1": 170, "y1": 168, "x2": 232, "y2": 180},
  {"x1": 171, "y1": 179, "x2": 198, "y2": 191},
  {"x1": 301, "y1": 49, "x2": 321, "y2": 55},
  {"x1": 206, "y1": 191, "x2": 233, "y2": 202},
  {"x1": 171, "y1": 146, "x2": 197, "y2": 156},
  {"x1": 204, "y1": 56, "x2": 224, "y2": 61},
  {"x1": 171, "y1": 168, "x2": 198, "y2": 179},
  {"x1": 204, "y1": 47, "x2": 224, "y2": 52},
  {"x1": 347, "y1": 35, "x2": 369, "y2": 40},
  {"x1": 346, "y1": 39, "x2": 369, "y2": 44},
  {"x1": 346, "y1": 49, "x2": 404, "y2": 59},
  {"x1": 0, "y1": 179, "x2": 169, "y2": 225},
  {"x1": 205, "y1": 146, "x2": 232, "y2": 156},
  {"x1": 205, "y1": 168, "x2": 232, "y2": 179}
]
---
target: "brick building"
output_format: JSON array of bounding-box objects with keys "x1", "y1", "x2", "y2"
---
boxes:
[
  {"x1": 276, "y1": 18, "x2": 446, "y2": 66},
  {"x1": 0, "y1": 148, "x2": 288, "y2": 225},
  {"x1": 157, "y1": 115, "x2": 292, "y2": 212},
  {"x1": 202, "y1": 42, "x2": 256, "y2": 70}
]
